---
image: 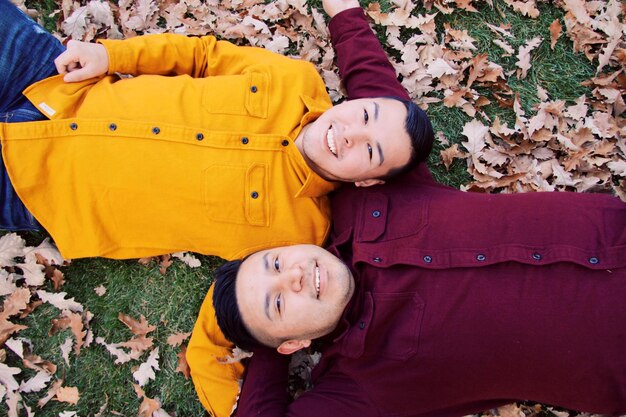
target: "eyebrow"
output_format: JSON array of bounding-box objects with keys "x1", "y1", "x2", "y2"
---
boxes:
[
  {"x1": 373, "y1": 102, "x2": 384, "y2": 166},
  {"x1": 263, "y1": 253, "x2": 271, "y2": 320}
]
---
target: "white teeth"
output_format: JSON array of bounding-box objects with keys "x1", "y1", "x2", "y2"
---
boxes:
[
  {"x1": 315, "y1": 267, "x2": 320, "y2": 298},
  {"x1": 327, "y1": 127, "x2": 337, "y2": 156}
]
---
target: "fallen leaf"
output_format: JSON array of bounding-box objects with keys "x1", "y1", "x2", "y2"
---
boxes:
[
  {"x1": 96, "y1": 337, "x2": 143, "y2": 364},
  {"x1": 0, "y1": 233, "x2": 26, "y2": 267},
  {"x1": 0, "y1": 287, "x2": 31, "y2": 320},
  {"x1": 516, "y1": 37, "x2": 542, "y2": 79},
  {"x1": 119, "y1": 313, "x2": 156, "y2": 337},
  {"x1": 549, "y1": 19, "x2": 562, "y2": 49},
  {"x1": 0, "y1": 362, "x2": 21, "y2": 391},
  {"x1": 37, "y1": 290, "x2": 83, "y2": 312},
  {"x1": 133, "y1": 348, "x2": 160, "y2": 386},
  {"x1": 19, "y1": 371, "x2": 52, "y2": 393},
  {"x1": 37, "y1": 378, "x2": 63, "y2": 408},
  {"x1": 94, "y1": 285, "x2": 106, "y2": 296},
  {"x1": 171, "y1": 252, "x2": 201, "y2": 268},
  {"x1": 175, "y1": 345, "x2": 190, "y2": 379},
  {"x1": 60, "y1": 337, "x2": 73, "y2": 366},
  {"x1": 461, "y1": 119, "x2": 489, "y2": 154},
  {"x1": 55, "y1": 386, "x2": 80, "y2": 405},
  {"x1": 166, "y1": 331, "x2": 191, "y2": 347}
]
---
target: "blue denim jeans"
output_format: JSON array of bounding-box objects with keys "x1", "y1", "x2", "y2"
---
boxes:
[{"x1": 0, "y1": 0, "x2": 65, "y2": 230}]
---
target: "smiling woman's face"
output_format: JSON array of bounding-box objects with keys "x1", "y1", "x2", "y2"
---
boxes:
[
  {"x1": 296, "y1": 98, "x2": 413, "y2": 186},
  {"x1": 235, "y1": 244, "x2": 354, "y2": 350}
]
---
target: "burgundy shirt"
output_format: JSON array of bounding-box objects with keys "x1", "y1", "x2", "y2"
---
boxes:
[{"x1": 237, "y1": 8, "x2": 626, "y2": 417}]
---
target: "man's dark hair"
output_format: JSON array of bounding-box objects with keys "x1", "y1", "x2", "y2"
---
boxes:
[
  {"x1": 212, "y1": 260, "x2": 261, "y2": 352},
  {"x1": 379, "y1": 97, "x2": 435, "y2": 180}
]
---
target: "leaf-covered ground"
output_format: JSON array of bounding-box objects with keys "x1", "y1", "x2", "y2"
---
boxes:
[{"x1": 1, "y1": 0, "x2": 625, "y2": 416}]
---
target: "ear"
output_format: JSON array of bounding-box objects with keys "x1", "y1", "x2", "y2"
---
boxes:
[
  {"x1": 276, "y1": 339, "x2": 311, "y2": 355},
  {"x1": 354, "y1": 178, "x2": 385, "y2": 188}
]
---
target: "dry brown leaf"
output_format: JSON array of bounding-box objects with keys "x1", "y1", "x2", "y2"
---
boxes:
[
  {"x1": 50, "y1": 311, "x2": 86, "y2": 355},
  {"x1": 461, "y1": 119, "x2": 489, "y2": 154},
  {"x1": 96, "y1": 337, "x2": 143, "y2": 364},
  {"x1": 37, "y1": 290, "x2": 83, "y2": 312},
  {"x1": 503, "y1": 0, "x2": 540, "y2": 18},
  {"x1": 119, "y1": 313, "x2": 156, "y2": 336},
  {"x1": 516, "y1": 37, "x2": 542, "y2": 79},
  {"x1": 55, "y1": 386, "x2": 80, "y2": 405},
  {"x1": 23, "y1": 352, "x2": 57, "y2": 374},
  {"x1": 50, "y1": 269, "x2": 65, "y2": 291},
  {"x1": 38, "y1": 379, "x2": 63, "y2": 408},
  {"x1": 0, "y1": 320, "x2": 28, "y2": 347},
  {"x1": 549, "y1": 19, "x2": 562, "y2": 49},
  {"x1": 0, "y1": 233, "x2": 26, "y2": 267},
  {"x1": 440, "y1": 144, "x2": 465, "y2": 170},
  {"x1": 563, "y1": 0, "x2": 591, "y2": 25},
  {"x1": 120, "y1": 335, "x2": 154, "y2": 353},
  {"x1": 94, "y1": 285, "x2": 106, "y2": 296},
  {"x1": 166, "y1": 331, "x2": 191, "y2": 347},
  {"x1": 0, "y1": 362, "x2": 21, "y2": 391},
  {"x1": 132, "y1": 348, "x2": 160, "y2": 386},
  {"x1": 137, "y1": 394, "x2": 161, "y2": 417},
  {"x1": 19, "y1": 370, "x2": 52, "y2": 393},
  {"x1": 0, "y1": 287, "x2": 31, "y2": 320},
  {"x1": 175, "y1": 345, "x2": 190, "y2": 379},
  {"x1": 24, "y1": 238, "x2": 66, "y2": 266}
]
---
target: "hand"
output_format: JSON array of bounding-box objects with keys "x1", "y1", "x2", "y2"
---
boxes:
[
  {"x1": 54, "y1": 40, "x2": 109, "y2": 83},
  {"x1": 322, "y1": 0, "x2": 361, "y2": 18}
]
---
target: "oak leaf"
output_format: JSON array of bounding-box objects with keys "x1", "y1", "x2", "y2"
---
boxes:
[
  {"x1": 37, "y1": 291, "x2": 83, "y2": 312},
  {"x1": 175, "y1": 345, "x2": 190, "y2": 379},
  {"x1": 0, "y1": 233, "x2": 25, "y2": 267},
  {"x1": 166, "y1": 331, "x2": 191, "y2": 347},
  {"x1": 55, "y1": 386, "x2": 80, "y2": 405},
  {"x1": 119, "y1": 313, "x2": 156, "y2": 336},
  {"x1": 133, "y1": 348, "x2": 160, "y2": 386},
  {"x1": 549, "y1": 19, "x2": 562, "y2": 49},
  {"x1": 19, "y1": 370, "x2": 52, "y2": 393},
  {"x1": 94, "y1": 285, "x2": 106, "y2": 296},
  {"x1": 461, "y1": 119, "x2": 489, "y2": 154},
  {"x1": 0, "y1": 362, "x2": 21, "y2": 391},
  {"x1": 516, "y1": 37, "x2": 542, "y2": 79}
]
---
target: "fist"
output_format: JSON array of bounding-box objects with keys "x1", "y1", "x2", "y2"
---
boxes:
[{"x1": 54, "y1": 40, "x2": 109, "y2": 83}]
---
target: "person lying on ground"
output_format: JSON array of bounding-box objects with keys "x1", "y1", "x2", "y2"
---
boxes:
[
  {"x1": 0, "y1": 0, "x2": 433, "y2": 260},
  {"x1": 211, "y1": 176, "x2": 626, "y2": 417}
]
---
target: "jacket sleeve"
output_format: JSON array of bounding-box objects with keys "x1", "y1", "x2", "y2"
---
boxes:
[
  {"x1": 99, "y1": 34, "x2": 286, "y2": 78},
  {"x1": 237, "y1": 348, "x2": 377, "y2": 417},
  {"x1": 328, "y1": 8, "x2": 409, "y2": 100}
]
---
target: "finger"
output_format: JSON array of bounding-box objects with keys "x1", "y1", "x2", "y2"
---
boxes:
[
  {"x1": 54, "y1": 51, "x2": 78, "y2": 75},
  {"x1": 63, "y1": 67, "x2": 91, "y2": 83}
]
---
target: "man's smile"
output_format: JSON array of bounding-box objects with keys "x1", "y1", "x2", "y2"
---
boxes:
[
  {"x1": 326, "y1": 125, "x2": 338, "y2": 157},
  {"x1": 314, "y1": 264, "x2": 321, "y2": 299}
]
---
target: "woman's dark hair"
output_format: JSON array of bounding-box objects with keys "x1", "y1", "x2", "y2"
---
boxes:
[
  {"x1": 379, "y1": 97, "x2": 435, "y2": 180},
  {"x1": 212, "y1": 260, "x2": 261, "y2": 352}
]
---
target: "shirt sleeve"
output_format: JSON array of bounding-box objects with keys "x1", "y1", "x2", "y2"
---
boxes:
[
  {"x1": 99, "y1": 34, "x2": 285, "y2": 78},
  {"x1": 328, "y1": 8, "x2": 409, "y2": 100},
  {"x1": 237, "y1": 348, "x2": 378, "y2": 417}
]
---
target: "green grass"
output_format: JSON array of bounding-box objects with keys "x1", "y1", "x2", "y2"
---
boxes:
[
  {"x1": 10, "y1": 254, "x2": 213, "y2": 415},
  {"x1": 3, "y1": 0, "x2": 608, "y2": 415}
]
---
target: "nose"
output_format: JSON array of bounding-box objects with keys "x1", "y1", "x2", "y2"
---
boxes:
[
  {"x1": 279, "y1": 266, "x2": 303, "y2": 292},
  {"x1": 342, "y1": 125, "x2": 365, "y2": 148}
]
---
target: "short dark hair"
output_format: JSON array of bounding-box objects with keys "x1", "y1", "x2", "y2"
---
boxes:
[
  {"x1": 379, "y1": 97, "x2": 435, "y2": 180},
  {"x1": 212, "y1": 260, "x2": 261, "y2": 352}
]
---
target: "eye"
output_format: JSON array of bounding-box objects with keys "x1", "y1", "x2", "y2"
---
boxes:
[
  {"x1": 276, "y1": 293, "x2": 282, "y2": 314},
  {"x1": 367, "y1": 144, "x2": 373, "y2": 161},
  {"x1": 274, "y1": 257, "x2": 280, "y2": 272},
  {"x1": 363, "y1": 109, "x2": 369, "y2": 124}
]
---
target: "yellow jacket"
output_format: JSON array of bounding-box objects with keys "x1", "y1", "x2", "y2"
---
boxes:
[{"x1": 0, "y1": 34, "x2": 337, "y2": 260}]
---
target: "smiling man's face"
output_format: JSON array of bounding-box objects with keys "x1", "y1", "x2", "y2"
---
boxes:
[
  {"x1": 235, "y1": 244, "x2": 354, "y2": 354},
  {"x1": 296, "y1": 97, "x2": 412, "y2": 187}
]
